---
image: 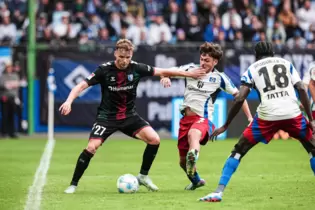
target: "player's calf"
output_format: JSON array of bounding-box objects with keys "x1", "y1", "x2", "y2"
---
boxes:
[
  {"x1": 179, "y1": 157, "x2": 205, "y2": 189},
  {"x1": 64, "y1": 148, "x2": 94, "y2": 193},
  {"x1": 186, "y1": 149, "x2": 199, "y2": 177},
  {"x1": 299, "y1": 137, "x2": 315, "y2": 175},
  {"x1": 310, "y1": 156, "x2": 315, "y2": 175}
]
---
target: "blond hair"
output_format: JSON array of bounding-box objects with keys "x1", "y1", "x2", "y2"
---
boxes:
[{"x1": 116, "y1": 39, "x2": 134, "y2": 51}]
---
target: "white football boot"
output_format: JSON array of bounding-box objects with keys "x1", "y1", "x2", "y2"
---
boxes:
[
  {"x1": 198, "y1": 192, "x2": 223, "y2": 202},
  {"x1": 136, "y1": 174, "x2": 159, "y2": 192},
  {"x1": 64, "y1": 185, "x2": 77, "y2": 194}
]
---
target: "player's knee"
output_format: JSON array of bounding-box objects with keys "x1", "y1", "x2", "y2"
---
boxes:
[
  {"x1": 230, "y1": 146, "x2": 246, "y2": 161},
  {"x1": 310, "y1": 137, "x2": 315, "y2": 147},
  {"x1": 86, "y1": 140, "x2": 102, "y2": 154},
  {"x1": 229, "y1": 151, "x2": 243, "y2": 160},
  {"x1": 308, "y1": 139, "x2": 315, "y2": 156},
  {"x1": 147, "y1": 134, "x2": 160, "y2": 145},
  {"x1": 187, "y1": 129, "x2": 201, "y2": 143}
]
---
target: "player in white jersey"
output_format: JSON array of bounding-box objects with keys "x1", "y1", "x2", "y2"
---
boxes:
[
  {"x1": 160, "y1": 42, "x2": 253, "y2": 190},
  {"x1": 304, "y1": 61, "x2": 315, "y2": 119},
  {"x1": 199, "y1": 41, "x2": 315, "y2": 202}
]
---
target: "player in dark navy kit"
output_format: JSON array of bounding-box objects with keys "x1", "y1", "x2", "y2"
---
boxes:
[{"x1": 60, "y1": 39, "x2": 206, "y2": 193}]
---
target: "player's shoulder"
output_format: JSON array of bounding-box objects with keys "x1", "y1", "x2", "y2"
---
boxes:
[
  {"x1": 178, "y1": 63, "x2": 199, "y2": 71},
  {"x1": 248, "y1": 57, "x2": 291, "y2": 71},
  {"x1": 214, "y1": 69, "x2": 230, "y2": 80},
  {"x1": 130, "y1": 60, "x2": 139, "y2": 66},
  {"x1": 99, "y1": 61, "x2": 115, "y2": 70},
  {"x1": 308, "y1": 61, "x2": 315, "y2": 70},
  {"x1": 129, "y1": 60, "x2": 149, "y2": 68}
]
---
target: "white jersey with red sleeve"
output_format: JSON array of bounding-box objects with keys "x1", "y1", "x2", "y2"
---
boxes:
[
  {"x1": 241, "y1": 57, "x2": 302, "y2": 121},
  {"x1": 174, "y1": 63, "x2": 238, "y2": 121}
]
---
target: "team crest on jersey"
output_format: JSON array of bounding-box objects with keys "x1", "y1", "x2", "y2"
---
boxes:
[
  {"x1": 197, "y1": 81, "x2": 204, "y2": 88},
  {"x1": 209, "y1": 77, "x2": 216, "y2": 82},
  {"x1": 128, "y1": 74, "x2": 133, "y2": 81}
]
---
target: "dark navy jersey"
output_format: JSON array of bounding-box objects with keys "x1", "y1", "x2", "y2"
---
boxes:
[{"x1": 85, "y1": 61, "x2": 155, "y2": 120}]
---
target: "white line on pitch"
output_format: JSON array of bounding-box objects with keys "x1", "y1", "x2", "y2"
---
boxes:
[{"x1": 24, "y1": 138, "x2": 56, "y2": 210}]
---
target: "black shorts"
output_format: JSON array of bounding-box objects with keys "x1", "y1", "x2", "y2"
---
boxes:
[{"x1": 89, "y1": 114, "x2": 150, "y2": 142}]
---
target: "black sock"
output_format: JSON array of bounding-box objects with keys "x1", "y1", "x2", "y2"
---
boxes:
[
  {"x1": 70, "y1": 149, "x2": 94, "y2": 186},
  {"x1": 140, "y1": 144, "x2": 160, "y2": 175}
]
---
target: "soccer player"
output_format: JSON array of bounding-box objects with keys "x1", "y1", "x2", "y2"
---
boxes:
[
  {"x1": 60, "y1": 39, "x2": 206, "y2": 194},
  {"x1": 199, "y1": 41, "x2": 315, "y2": 202},
  {"x1": 305, "y1": 61, "x2": 315, "y2": 119},
  {"x1": 160, "y1": 42, "x2": 253, "y2": 190}
]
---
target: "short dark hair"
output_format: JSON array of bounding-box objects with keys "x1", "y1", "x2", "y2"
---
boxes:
[
  {"x1": 199, "y1": 42, "x2": 223, "y2": 60},
  {"x1": 116, "y1": 39, "x2": 134, "y2": 51},
  {"x1": 255, "y1": 41, "x2": 274, "y2": 60}
]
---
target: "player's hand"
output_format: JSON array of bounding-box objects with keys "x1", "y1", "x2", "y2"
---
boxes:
[
  {"x1": 210, "y1": 126, "x2": 227, "y2": 141},
  {"x1": 59, "y1": 101, "x2": 72, "y2": 115},
  {"x1": 248, "y1": 117, "x2": 253, "y2": 126},
  {"x1": 160, "y1": 77, "x2": 171, "y2": 88},
  {"x1": 190, "y1": 68, "x2": 207, "y2": 79}
]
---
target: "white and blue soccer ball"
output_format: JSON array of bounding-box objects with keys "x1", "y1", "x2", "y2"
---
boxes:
[{"x1": 117, "y1": 174, "x2": 139, "y2": 193}]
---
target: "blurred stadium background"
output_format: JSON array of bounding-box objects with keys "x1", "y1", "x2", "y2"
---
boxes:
[
  {"x1": 1, "y1": 0, "x2": 315, "y2": 210},
  {"x1": 2, "y1": 0, "x2": 315, "y2": 138}
]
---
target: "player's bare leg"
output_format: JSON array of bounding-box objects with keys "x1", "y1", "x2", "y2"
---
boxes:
[
  {"x1": 179, "y1": 156, "x2": 205, "y2": 190},
  {"x1": 199, "y1": 135, "x2": 256, "y2": 202},
  {"x1": 279, "y1": 130, "x2": 289, "y2": 140},
  {"x1": 64, "y1": 139, "x2": 102, "y2": 194},
  {"x1": 273, "y1": 130, "x2": 280, "y2": 139},
  {"x1": 186, "y1": 129, "x2": 202, "y2": 177},
  {"x1": 135, "y1": 126, "x2": 160, "y2": 191}
]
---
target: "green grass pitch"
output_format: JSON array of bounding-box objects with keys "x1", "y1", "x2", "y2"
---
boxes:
[{"x1": 0, "y1": 138, "x2": 314, "y2": 210}]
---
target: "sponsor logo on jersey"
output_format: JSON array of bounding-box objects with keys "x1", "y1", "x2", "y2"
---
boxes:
[
  {"x1": 197, "y1": 81, "x2": 204, "y2": 88},
  {"x1": 110, "y1": 76, "x2": 115, "y2": 81},
  {"x1": 108, "y1": 85, "x2": 134, "y2": 91},
  {"x1": 187, "y1": 84, "x2": 212, "y2": 93}
]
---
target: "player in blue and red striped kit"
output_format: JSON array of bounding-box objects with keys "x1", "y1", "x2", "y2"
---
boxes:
[{"x1": 199, "y1": 41, "x2": 315, "y2": 202}]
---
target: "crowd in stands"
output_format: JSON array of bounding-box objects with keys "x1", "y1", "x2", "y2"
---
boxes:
[{"x1": 0, "y1": 0, "x2": 315, "y2": 49}]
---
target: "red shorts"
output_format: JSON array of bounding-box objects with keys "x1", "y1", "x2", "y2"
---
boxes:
[
  {"x1": 243, "y1": 114, "x2": 312, "y2": 144},
  {"x1": 312, "y1": 111, "x2": 315, "y2": 120},
  {"x1": 177, "y1": 115, "x2": 215, "y2": 157}
]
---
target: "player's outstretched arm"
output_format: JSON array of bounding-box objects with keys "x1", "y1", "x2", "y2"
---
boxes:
[
  {"x1": 210, "y1": 85, "x2": 251, "y2": 139},
  {"x1": 238, "y1": 97, "x2": 253, "y2": 123},
  {"x1": 59, "y1": 80, "x2": 89, "y2": 115},
  {"x1": 295, "y1": 81, "x2": 314, "y2": 123},
  {"x1": 154, "y1": 67, "x2": 206, "y2": 79}
]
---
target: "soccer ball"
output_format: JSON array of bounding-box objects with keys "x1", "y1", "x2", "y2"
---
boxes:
[{"x1": 117, "y1": 174, "x2": 139, "y2": 193}]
